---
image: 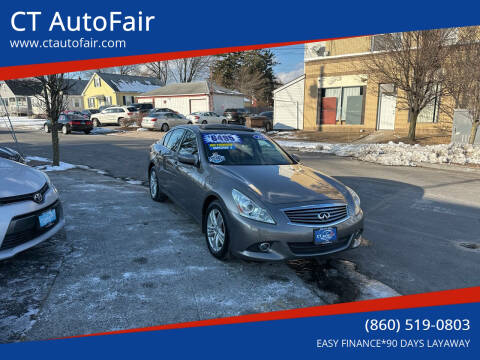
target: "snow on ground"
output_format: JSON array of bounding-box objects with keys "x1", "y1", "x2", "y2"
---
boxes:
[
  {"x1": 0, "y1": 117, "x2": 45, "y2": 130},
  {"x1": 277, "y1": 140, "x2": 480, "y2": 167},
  {"x1": 90, "y1": 127, "x2": 120, "y2": 135}
]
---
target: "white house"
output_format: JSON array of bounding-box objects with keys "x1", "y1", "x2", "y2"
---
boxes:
[
  {"x1": 273, "y1": 75, "x2": 305, "y2": 130},
  {"x1": 0, "y1": 78, "x2": 43, "y2": 116},
  {"x1": 136, "y1": 81, "x2": 244, "y2": 116}
]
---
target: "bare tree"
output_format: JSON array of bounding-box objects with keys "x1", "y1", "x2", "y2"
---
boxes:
[
  {"x1": 35, "y1": 75, "x2": 73, "y2": 166},
  {"x1": 142, "y1": 61, "x2": 170, "y2": 85},
  {"x1": 171, "y1": 56, "x2": 212, "y2": 83},
  {"x1": 231, "y1": 67, "x2": 268, "y2": 105},
  {"x1": 365, "y1": 29, "x2": 456, "y2": 142},
  {"x1": 443, "y1": 27, "x2": 480, "y2": 144}
]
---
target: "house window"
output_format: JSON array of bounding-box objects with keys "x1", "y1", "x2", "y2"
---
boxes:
[
  {"x1": 106, "y1": 96, "x2": 112, "y2": 105},
  {"x1": 320, "y1": 86, "x2": 365, "y2": 124},
  {"x1": 371, "y1": 33, "x2": 402, "y2": 51},
  {"x1": 94, "y1": 77, "x2": 101, "y2": 87},
  {"x1": 88, "y1": 97, "x2": 96, "y2": 108},
  {"x1": 412, "y1": 84, "x2": 441, "y2": 123},
  {"x1": 74, "y1": 99, "x2": 80, "y2": 108}
]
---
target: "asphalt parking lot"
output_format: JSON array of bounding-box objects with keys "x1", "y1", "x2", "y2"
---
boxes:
[{"x1": 1, "y1": 127, "x2": 479, "y2": 341}]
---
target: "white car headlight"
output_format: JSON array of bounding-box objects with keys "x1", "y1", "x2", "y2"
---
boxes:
[
  {"x1": 346, "y1": 186, "x2": 361, "y2": 215},
  {"x1": 232, "y1": 189, "x2": 275, "y2": 224}
]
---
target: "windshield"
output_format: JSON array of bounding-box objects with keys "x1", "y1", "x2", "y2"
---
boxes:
[{"x1": 202, "y1": 132, "x2": 293, "y2": 165}]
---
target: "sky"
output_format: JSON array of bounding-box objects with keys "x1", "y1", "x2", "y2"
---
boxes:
[{"x1": 271, "y1": 44, "x2": 305, "y2": 84}]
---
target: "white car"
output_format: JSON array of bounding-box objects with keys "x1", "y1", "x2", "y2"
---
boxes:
[
  {"x1": 90, "y1": 106, "x2": 140, "y2": 127},
  {"x1": 142, "y1": 112, "x2": 192, "y2": 131},
  {"x1": 0, "y1": 158, "x2": 65, "y2": 260},
  {"x1": 186, "y1": 112, "x2": 227, "y2": 125}
]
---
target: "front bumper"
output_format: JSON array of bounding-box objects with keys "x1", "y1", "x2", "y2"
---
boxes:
[
  {"x1": 0, "y1": 193, "x2": 65, "y2": 260},
  {"x1": 227, "y1": 209, "x2": 364, "y2": 261}
]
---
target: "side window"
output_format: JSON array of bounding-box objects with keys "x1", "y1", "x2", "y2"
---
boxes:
[
  {"x1": 162, "y1": 131, "x2": 172, "y2": 147},
  {"x1": 59, "y1": 115, "x2": 65, "y2": 121},
  {"x1": 165, "y1": 129, "x2": 185, "y2": 151},
  {"x1": 178, "y1": 131, "x2": 198, "y2": 156}
]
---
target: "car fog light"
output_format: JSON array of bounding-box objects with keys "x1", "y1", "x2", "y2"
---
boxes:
[
  {"x1": 351, "y1": 231, "x2": 363, "y2": 248},
  {"x1": 258, "y1": 242, "x2": 271, "y2": 252}
]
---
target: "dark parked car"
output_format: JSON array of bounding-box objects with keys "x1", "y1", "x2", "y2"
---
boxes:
[
  {"x1": 44, "y1": 114, "x2": 93, "y2": 135},
  {"x1": 249, "y1": 111, "x2": 274, "y2": 131},
  {"x1": 132, "y1": 103, "x2": 154, "y2": 114},
  {"x1": 81, "y1": 109, "x2": 100, "y2": 117},
  {"x1": 148, "y1": 124, "x2": 364, "y2": 261},
  {"x1": 223, "y1": 108, "x2": 249, "y2": 125},
  {"x1": 0, "y1": 146, "x2": 24, "y2": 163}
]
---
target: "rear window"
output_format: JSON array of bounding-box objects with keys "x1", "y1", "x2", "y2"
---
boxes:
[{"x1": 127, "y1": 107, "x2": 137, "y2": 112}]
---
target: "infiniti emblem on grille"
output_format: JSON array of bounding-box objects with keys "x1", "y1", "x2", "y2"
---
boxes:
[
  {"x1": 317, "y1": 212, "x2": 330, "y2": 220},
  {"x1": 33, "y1": 193, "x2": 43, "y2": 204}
]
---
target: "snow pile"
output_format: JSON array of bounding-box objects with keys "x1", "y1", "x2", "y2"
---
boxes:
[
  {"x1": 0, "y1": 117, "x2": 45, "y2": 130},
  {"x1": 36, "y1": 162, "x2": 76, "y2": 172},
  {"x1": 137, "y1": 127, "x2": 149, "y2": 132},
  {"x1": 277, "y1": 140, "x2": 480, "y2": 167}
]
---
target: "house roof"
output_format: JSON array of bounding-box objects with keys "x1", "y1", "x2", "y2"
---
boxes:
[
  {"x1": 138, "y1": 81, "x2": 243, "y2": 97},
  {"x1": 4, "y1": 78, "x2": 43, "y2": 96},
  {"x1": 273, "y1": 74, "x2": 305, "y2": 94},
  {"x1": 64, "y1": 79, "x2": 88, "y2": 96},
  {"x1": 96, "y1": 73, "x2": 163, "y2": 93}
]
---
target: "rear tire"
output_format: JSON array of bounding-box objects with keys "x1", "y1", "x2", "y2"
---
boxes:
[
  {"x1": 221, "y1": 119, "x2": 227, "y2": 124},
  {"x1": 149, "y1": 167, "x2": 167, "y2": 202},
  {"x1": 84, "y1": 130, "x2": 91, "y2": 134},
  {"x1": 202, "y1": 120, "x2": 208, "y2": 124},
  {"x1": 187, "y1": 121, "x2": 193, "y2": 124},
  {"x1": 161, "y1": 123, "x2": 169, "y2": 132},
  {"x1": 117, "y1": 118, "x2": 125, "y2": 126},
  {"x1": 204, "y1": 201, "x2": 230, "y2": 260}
]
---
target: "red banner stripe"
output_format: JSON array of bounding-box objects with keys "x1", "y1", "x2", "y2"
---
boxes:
[{"x1": 57, "y1": 286, "x2": 480, "y2": 340}]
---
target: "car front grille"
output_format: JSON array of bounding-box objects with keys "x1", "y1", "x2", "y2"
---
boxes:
[
  {"x1": 288, "y1": 235, "x2": 350, "y2": 255},
  {"x1": 0, "y1": 182, "x2": 49, "y2": 206},
  {"x1": 0, "y1": 201, "x2": 61, "y2": 251},
  {"x1": 284, "y1": 205, "x2": 348, "y2": 225}
]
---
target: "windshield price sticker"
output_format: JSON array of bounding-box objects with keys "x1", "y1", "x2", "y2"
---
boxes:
[
  {"x1": 203, "y1": 134, "x2": 242, "y2": 144},
  {"x1": 209, "y1": 143, "x2": 235, "y2": 150}
]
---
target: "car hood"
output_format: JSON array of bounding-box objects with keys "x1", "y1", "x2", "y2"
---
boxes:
[
  {"x1": 216, "y1": 164, "x2": 346, "y2": 205},
  {"x1": 0, "y1": 159, "x2": 46, "y2": 198}
]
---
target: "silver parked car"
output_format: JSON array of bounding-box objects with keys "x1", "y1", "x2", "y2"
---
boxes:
[
  {"x1": 0, "y1": 158, "x2": 65, "y2": 260},
  {"x1": 148, "y1": 125, "x2": 364, "y2": 261},
  {"x1": 142, "y1": 111, "x2": 192, "y2": 131}
]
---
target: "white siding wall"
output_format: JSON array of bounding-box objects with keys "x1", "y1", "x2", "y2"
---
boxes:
[
  {"x1": 212, "y1": 94, "x2": 244, "y2": 115},
  {"x1": 273, "y1": 76, "x2": 305, "y2": 129},
  {"x1": 152, "y1": 95, "x2": 210, "y2": 115},
  {"x1": 67, "y1": 95, "x2": 84, "y2": 111}
]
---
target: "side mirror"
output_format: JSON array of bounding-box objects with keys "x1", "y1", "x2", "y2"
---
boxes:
[
  {"x1": 178, "y1": 153, "x2": 199, "y2": 166},
  {"x1": 291, "y1": 153, "x2": 301, "y2": 163}
]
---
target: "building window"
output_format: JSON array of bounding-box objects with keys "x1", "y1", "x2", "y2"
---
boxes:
[
  {"x1": 74, "y1": 99, "x2": 80, "y2": 108},
  {"x1": 106, "y1": 96, "x2": 112, "y2": 105},
  {"x1": 88, "y1": 97, "x2": 96, "y2": 108},
  {"x1": 411, "y1": 84, "x2": 441, "y2": 123},
  {"x1": 371, "y1": 33, "x2": 402, "y2": 52},
  {"x1": 320, "y1": 86, "x2": 365, "y2": 124},
  {"x1": 94, "y1": 77, "x2": 101, "y2": 87}
]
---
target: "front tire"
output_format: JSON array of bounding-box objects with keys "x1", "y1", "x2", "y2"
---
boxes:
[
  {"x1": 149, "y1": 167, "x2": 167, "y2": 202},
  {"x1": 92, "y1": 119, "x2": 100, "y2": 127},
  {"x1": 204, "y1": 201, "x2": 230, "y2": 260},
  {"x1": 202, "y1": 120, "x2": 208, "y2": 124},
  {"x1": 62, "y1": 125, "x2": 70, "y2": 134},
  {"x1": 221, "y1": 119, "x2": 227, "y2": 124},
  {"x1": 44, "y1": 124, "x2": 50, "y2": 133}
]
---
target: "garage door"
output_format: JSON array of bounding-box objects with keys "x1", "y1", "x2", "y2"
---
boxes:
[
  {"x1": 274, "y1": 101, "x2": 299, "y2": 129},
  {"x1": 190, "y1": 99, "x2": 208, "y2": 113}
]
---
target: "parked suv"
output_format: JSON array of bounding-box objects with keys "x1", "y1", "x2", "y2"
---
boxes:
[
  {"x1": 90, "y1": 106, "x2": 140, "y2": 127},
  {"x1": 223, "y1": 108, "x2": 249, "y2": 125},
  {"x1": 132, "y1": 103, "x2": 154, "y2": 114}
]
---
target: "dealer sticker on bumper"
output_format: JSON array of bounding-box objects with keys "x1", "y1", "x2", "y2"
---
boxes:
[
  {"x1": 314, "y1": 227, "x2": 337, "y2": 244},
  {"x1": 38, "y1": 209, "x2": 56, "y2": 228}
]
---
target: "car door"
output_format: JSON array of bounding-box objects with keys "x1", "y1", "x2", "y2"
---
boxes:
[
  {"x1": 161, "y1": 128, "x2": 185, "y2": 195},
  {"x1": 171, "y1": 130, "x2": 204, "y2": 216}
]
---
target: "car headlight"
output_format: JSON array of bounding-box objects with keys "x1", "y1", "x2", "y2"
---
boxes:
[
  {"x1": 232, "y1": 189, "x2": 275, "y2": 224},
  {"x1": 42, "y1": 172, "x2": 57, "y2": 193},
  {"x1": 346, "y1": 186, "x2": 361, "y2": 215}
]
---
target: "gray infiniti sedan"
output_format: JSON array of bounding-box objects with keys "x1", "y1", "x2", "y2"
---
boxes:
[
  {"x1": 0, "y1": 158, "x2": 65, "y2": 260},
  {"x1": 148, "y1": 125, "x2": 364, "y2": 261}
]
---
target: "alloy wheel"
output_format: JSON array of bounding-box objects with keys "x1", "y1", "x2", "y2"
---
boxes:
[
  {"x1": 207, "y1": 208, "x2": 225, "y2": 252},
  {"x1": 150, "y1": 170, "x2": 158, "y2": 198}
]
